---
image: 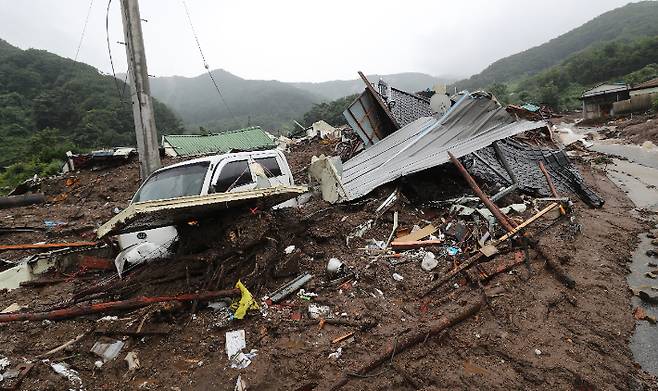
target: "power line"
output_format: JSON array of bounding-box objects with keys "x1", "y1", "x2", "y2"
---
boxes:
[
  {"x1": 181, "y1": 0, "x2": 238, "y2": 124},
  {"x1": 105, "y1": 0, "x2": 129, "y2": 102},
  {"x1": 74, "y1": 0, "x2": 95, "y2": 62}
]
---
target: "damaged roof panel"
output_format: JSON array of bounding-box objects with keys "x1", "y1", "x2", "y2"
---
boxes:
[
  {"x1": 388, "y1": 87, "x2": 434, "y2": 128},
  {"x1": 162, "y1": 126, "x2": 275, "y2": 157},
  {"x1": 340, "y1": 94, "x2": 548, "y2": 201},
  {"x1": 467, "y1": 139, "x2": 604, "y2": 207},
  {"x1": 96, "y1": 185, "x2": 307, "y2": 238},
  {"x1": 343, "y1": 90, "x2": 396, "y2": 147}
]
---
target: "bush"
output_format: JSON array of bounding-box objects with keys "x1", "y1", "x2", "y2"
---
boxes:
[{"x1": 653, "y1": 96, "x2": 658, "y2": 112}]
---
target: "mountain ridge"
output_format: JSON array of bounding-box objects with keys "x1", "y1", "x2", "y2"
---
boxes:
[{"x1": 456, "y1": 1, "x2": 658, "y2": 90}]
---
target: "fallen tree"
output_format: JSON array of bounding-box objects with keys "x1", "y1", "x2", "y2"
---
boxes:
[{"x1": 330, "y1": 298, "x2": 483, "y2": 390}]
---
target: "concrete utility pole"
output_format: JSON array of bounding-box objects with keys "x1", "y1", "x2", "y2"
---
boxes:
[{"x1": 120, "y1": 0, "x2": 161, "y2": 180}]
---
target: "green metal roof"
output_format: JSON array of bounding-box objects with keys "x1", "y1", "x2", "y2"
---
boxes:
[{"x1": 162, "y1": 127, "x2": 276, "y2": 157}]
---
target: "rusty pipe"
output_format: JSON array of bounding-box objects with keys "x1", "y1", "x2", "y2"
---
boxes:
[
  {"x1": 448, "y1": 151, "x2": 515, "y2": 232},
  {"x1": 0, "y1": 289, "x2": 241, "y2": 323}
]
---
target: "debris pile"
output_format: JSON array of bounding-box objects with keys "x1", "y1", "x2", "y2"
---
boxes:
[{"x1": 0, "y1": 80, "x2": 655, "y2": 390}]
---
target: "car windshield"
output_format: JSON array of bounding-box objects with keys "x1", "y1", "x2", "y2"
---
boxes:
[{"x1": 133, "y1": 162, "x2": 210, "y2": 203}]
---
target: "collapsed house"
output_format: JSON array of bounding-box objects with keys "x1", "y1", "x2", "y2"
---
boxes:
[{"x1": 313, "y1": 78, "x2": 603, "y2": 208}]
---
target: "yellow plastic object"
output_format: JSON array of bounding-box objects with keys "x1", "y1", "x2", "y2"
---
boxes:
[{"x1": 231, "y1": 280, "x2": 259, "y2": 320}]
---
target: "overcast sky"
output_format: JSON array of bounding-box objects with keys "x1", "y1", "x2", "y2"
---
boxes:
[{"x1": 0, "y1": 0, "x2": 636, "y2": 82}]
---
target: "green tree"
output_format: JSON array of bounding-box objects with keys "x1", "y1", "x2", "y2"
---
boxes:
[
  {"x1": 489, "y1": 83, "x2": 509, "y2": 104},
  {"x1": 301, "y1": 94, "x2": 358, "y2": 127},
  {"x1": 538, "y1": 82, "x2": 560, "y2": 110}
]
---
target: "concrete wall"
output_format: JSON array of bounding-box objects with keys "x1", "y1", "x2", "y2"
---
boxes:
[{"x1": 612, "y1": 92, "x2": 658, "y2": 115}]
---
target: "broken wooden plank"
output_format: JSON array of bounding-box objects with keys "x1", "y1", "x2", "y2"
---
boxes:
[{"x1": 395, "y1": 224, "x2": 438, "y2": 243}]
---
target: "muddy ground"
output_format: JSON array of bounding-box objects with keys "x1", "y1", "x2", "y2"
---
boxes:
[{"x1": 0, "y1": 136, "x2": 657, "y2": 390}]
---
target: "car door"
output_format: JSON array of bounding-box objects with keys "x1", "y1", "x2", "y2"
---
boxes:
[
  {"x1": 253, "y1": 154, "x2": 292, "y2": 186},
  {"x1": 212, "y1": 158, "x2": 256, "y2": 193}
]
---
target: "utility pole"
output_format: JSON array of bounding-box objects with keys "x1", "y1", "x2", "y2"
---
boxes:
[{"x1": 120, "y1": 0, "x2": 161, "y2": 180}]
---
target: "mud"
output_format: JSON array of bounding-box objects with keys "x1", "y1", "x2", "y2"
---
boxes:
[{"x1": 0, "y1": 139, "x2": 655, "y2": 390}]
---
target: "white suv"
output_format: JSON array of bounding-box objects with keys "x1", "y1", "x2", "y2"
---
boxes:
[{"x1": 114, "y1": 149, "x2": 294, "y2": 274}]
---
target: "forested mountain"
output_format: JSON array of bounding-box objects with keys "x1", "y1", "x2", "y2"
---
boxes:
[
  {"x1": 456, "y1": 1, "x2": 658, "y2": 91},
  {"x1": 292, "y1": 73, "x2": 450, "y2": 101},
  {"x1": 510, "y1": 36, "x2": 658, "y2": 109},
  {"x1": 149, "y1": 70, "x2": 322, "y2": 133},
  {"x1": 0, "y1": 38, "x2": 182, "y2": 190},
  {"x1": 149, "y1": 71, "x2": 448, "y2": 133}
]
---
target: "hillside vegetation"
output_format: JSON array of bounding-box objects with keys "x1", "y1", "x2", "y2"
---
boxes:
[
  {"x1": 489, "y1": 35, "x2": 658, "y2": 110},
  {"x1": 149, "y1": 70, "x2": 322, "y2": 134},
  {"x1": 149, "y1": 71, "x2": 444, "y2": 134},
  {"x1": 292, "y1": 73, "x2": 446, "y2": 101},
  {"x1": 0, "y1": 39, "x2": 182, "y2": 191},
  {"x1": 456, "y1": 1, "x2": 658, "y2": 91},
  {"x1": 513, "y1": 36, "x2": 658, "y2": 109}
]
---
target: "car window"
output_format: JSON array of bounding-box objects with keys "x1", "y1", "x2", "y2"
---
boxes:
[
  {"x1": 133, "y1": 162, "x2": 209, "y2": 202},
  {"x1": 214, "y1": 160, "x2": 252, "y2": 192},
  {"x1": 254, "y1": 156, "x2": 282, "y2": 177}
]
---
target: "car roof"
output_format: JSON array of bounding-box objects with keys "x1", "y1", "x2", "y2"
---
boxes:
[{"x1": 157, "y1": 149, "x2": 281, "y2": 171}]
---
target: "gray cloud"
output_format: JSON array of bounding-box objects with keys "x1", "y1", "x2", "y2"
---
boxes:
[{"x1": 0, "y1": 0, "x2": 634, "y2": 82}]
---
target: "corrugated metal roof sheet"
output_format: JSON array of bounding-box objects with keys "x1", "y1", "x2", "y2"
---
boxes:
[
  {"x1": 339, "y1": 94, "x2": 547, "y2": 201},
  {"x1": 162, "y1": 127, "x2": 275, "y2": 157}
]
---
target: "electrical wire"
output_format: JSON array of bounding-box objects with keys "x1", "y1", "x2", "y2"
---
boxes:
[
  {"x1": 105, "y1": 0, "x2": 128, "y2": 102},
  {"x1": 181, "y1": 0, "x2": 238, "y2": 124},
  {"x1": 74, "y1": 0, "x2": 95, "y2": 62}
]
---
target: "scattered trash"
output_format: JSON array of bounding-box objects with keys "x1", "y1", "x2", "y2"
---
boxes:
[
  {"x1": 125, "y1": 351, "x2": 141, "y2": 371},
  {"x1": 1, "y1": 303, "x2": 25, "y2": 314},
  {"x1": 235, "y1": 374, "x2": 248, "y2": 391},
  {"x1": 421, "y1": 251, "x2": 438, "y2": 271},
  {"x1": 447, "y1": 246, "x2": 461, "y2": 256},
  {"x1": 534, "y1": 349, "x2": 542, "y2": 356},
  {"x1": 332, "y1": 332, "x2": 355, "y2": 345},
  {"x1": 90, "y1": 339, "x2": 125, "y2": 363},
  {"x1": 49, "y1": 361, "x2": 82, "y2": 389},
  {"x1": 328, "y1": 347, "x2": 342, "y2": 360},
  {"x1": 326, "y1": 258, "x2": 344, "y2": 276},
  {"x1": 308, "y1": 304, "x2": 331, "y2": 319},
  {"x1": 392, "y1": 273, "x2": 404, "y2": 282},
  {"x1": 225, "y1": 330, "x2": 257, "y2": 369},
  {"x1": 267, "y1": 273, "x2": 313, "y2": 304},
  {"x1": 231, "y1": 280, "x2": 259, "y2": 320},
  {"x1": 297, "y1": 289, "x2": 317, "y2": 301},
  {"x1": 44, "y1": 220, "x2": 66, "y2": 229},
  {"x1": 284, "y1": 245, "x2": 296, "y2": 254},
  {"x1": 0, "y1": 356, "x2": 9, "y2": 371}
]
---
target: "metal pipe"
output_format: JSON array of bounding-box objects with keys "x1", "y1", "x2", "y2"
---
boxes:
[
  {"x1": 0, "y1": 289, "x2": 241, "y2": 323},
  {"x1": 538, "y1": 161, "x2": 559, "y2": 197},
  {"x1": 493, "y1": 141, "x2": 518, "y2": 184},
  {"x1": 448, "y1": 151, "x2": 515, "y2": 233}
]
